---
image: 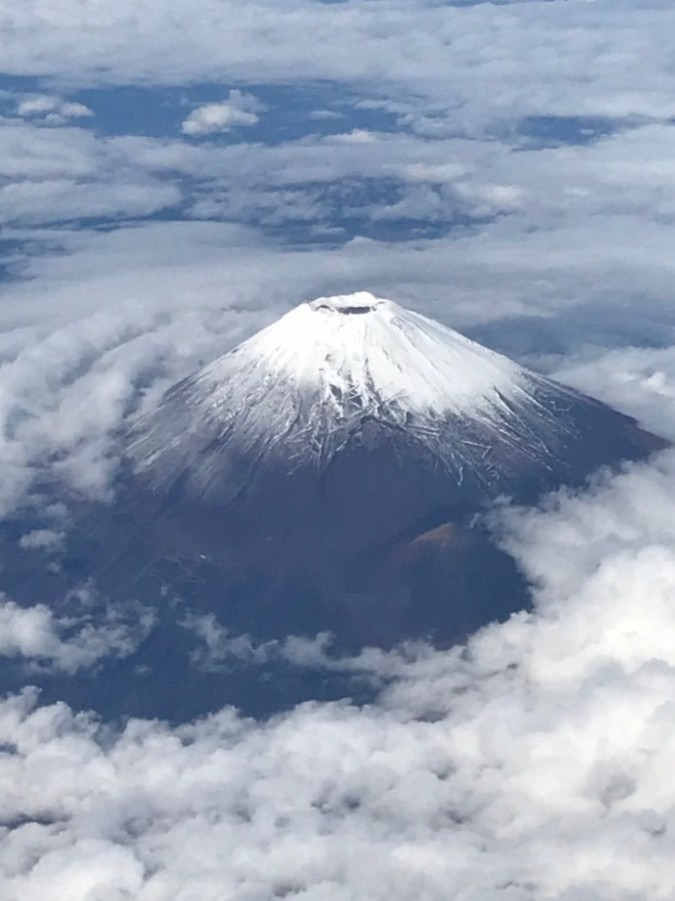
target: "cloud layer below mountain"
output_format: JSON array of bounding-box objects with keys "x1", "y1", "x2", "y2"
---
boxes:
[
  {"x1": 2, "y1": 0, "x2": 675, "y2": 897},
  {"x1": 4, "y1": 447, "x2": 675, "y2": 900}
]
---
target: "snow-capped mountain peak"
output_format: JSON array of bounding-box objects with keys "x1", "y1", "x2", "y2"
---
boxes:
[
  {"x1": 2, "y1": 295, "x2": 667, "y2": 721},
  {"x1": 206, "y1": 290, "x2": 524, "y2": 420},
  {"x1": 125, "y1": 292, "x2": 663, "y2": 511}
]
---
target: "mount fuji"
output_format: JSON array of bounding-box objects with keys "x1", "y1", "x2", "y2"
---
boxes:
[{"x1": 0, "y1": 292, "x2": 667, "y2": 720}]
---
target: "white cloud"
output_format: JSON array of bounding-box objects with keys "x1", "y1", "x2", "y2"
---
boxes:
[
  {"x1": 181, "y1": 90, "x2": 263, "y2": 135},
  {"x1": 0, "y1": 593, "x2": 154, "y2": 674},
  {"x1": 3, "y1": 1, "x2": 675, "y2": 896},
  {"x1": 0, "y1": 0, "x2": 674, "y2": 136},
  {"x1": 6, "y1": 77, "x2": 675, "y2": 340},
  {"x1": 0, "y1": 306, "x2": 674, "y2": 897},
  {"x1": 0, "y1": 123, "x2": 181, "y2": 226},
  {"x1": 6, "y1": 448, "x2": 675, "y2": 899},
  {"x1": 0, "y1": 178, "x2": 181, "y2": 226},
  {"x1": 17, "y1": 530, "x2": 65, "y2": 552},
  {"x1": 16, "y1": 95, "x2": 93, "y2": 125},
  {"x1": 328, "y1": 128, "x2": 379, "y2": 144}
]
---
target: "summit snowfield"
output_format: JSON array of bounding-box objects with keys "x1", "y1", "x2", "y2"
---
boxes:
[
  {"x1": 0, "y1": 293, "x2": 667, "y2": 720},
  {"x1": 175, "y1": 291, "x2": 522, "y2": 420}
]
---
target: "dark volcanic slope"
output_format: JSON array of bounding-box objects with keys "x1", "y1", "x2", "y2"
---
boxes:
[{"x1": 0, "y1": 293, "x2": 667, "y2": 720}]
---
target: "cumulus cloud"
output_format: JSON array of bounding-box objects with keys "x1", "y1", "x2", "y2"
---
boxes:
[
  {"x1": 15, "y1": 95, "x2": 93, "y2": 125},
  {"x1": 4, "y1": 444, "x2": 675, "y2": 898},
  {"x1": 0, "y1": 592, "x2": 154, "y2": 674},
  {"x1": 5, "y1": 59, "x2": 675, "y2": 331},
  {"x1": 5, "y1": 108, "x2": 674, "y2": 330},
  {"x1": 0, "y1": 298, "x2": 675, "y2": 896},
  {"x1": 2, "y1": 0, "x2": 675, "y2": 896},
  {"x1": 181, "y1": 90, "x2": 263, "y2": 135},
  {"x1": 0, "y1": 0, "x2": 674, "y2": 135},
  {"x1": 181, "y1": 612, "x2": 379, "y2": 674},
  {"x1": 0, "y1": 227, "x2": 289, "y2": 511}
]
